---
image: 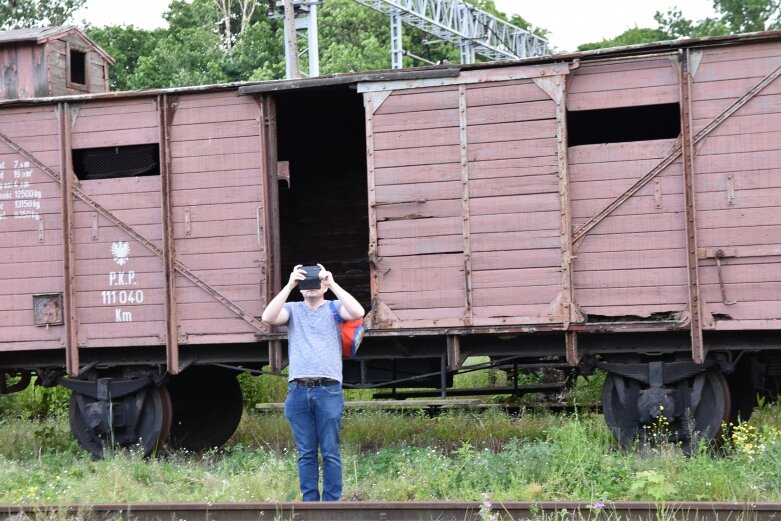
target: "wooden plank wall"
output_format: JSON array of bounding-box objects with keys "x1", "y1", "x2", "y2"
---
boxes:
[
  {"x1": 169, "y1": 91, "x2": 265, "y2": 343},
  {"x1": 67, "y1": 92, "x2": 266, "y2": 347},
  {"x1": 0, "y1": 45, "x2": 18, "y2": 99},
  {"x1": 0, "y1": 43, "x2": 38, "y2": 100},
  {"x1": 692, "y1": 41, "x2": 781, "y2": 323},
  {"x1": 71, "y1": 99, "x2": 166, "y2": 347},
  {"x1": 47, "y1": 35, "x2": 107, "y2": 96},
  {"x1": 465, "y1": 79, "x2": 562, "y2": 324},
  {"x1": 568, "y1": 57, "x2": 690, "y2": 319},
  {"x1": 372, "y1": 86, "x2": 465, "y2": 326},
  {"x1": 371, "y1": 77, "x2": 564, "y2": 327},
  {"x1": 0, "y1": 105, "x2": 64, "y2": 350}
]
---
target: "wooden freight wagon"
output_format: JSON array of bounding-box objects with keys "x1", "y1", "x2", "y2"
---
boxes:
[{"x1": 0, "y1": 29, "x2": 780, "y2": 456}]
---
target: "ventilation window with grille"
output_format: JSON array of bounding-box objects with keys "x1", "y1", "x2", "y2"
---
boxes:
[{"x1": 72, "y1": 145, "x2": 160, "y2": 181}]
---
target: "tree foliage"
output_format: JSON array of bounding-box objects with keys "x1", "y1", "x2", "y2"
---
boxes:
[
  {"x1": 9, "y1": 0, "x2": 779, "y2": 87},
  {"x1": 577, "y1": 27, "x2": 671, "y2": 52},
  {"x1": 83, "y1": 25, "x2": 163, "y2": 90},
  {"x1": 712, "y1": 0, "x2": 781, "y2": 32},
  {"x1": 579, "y1": 0, "x2": 781, "y2": 51},
  {"x1": 85, "y1": 0, "x2": 547, "y2": 90},
  {"x1": 0, "y1": 0, "x2": 85, "y2": 30}
]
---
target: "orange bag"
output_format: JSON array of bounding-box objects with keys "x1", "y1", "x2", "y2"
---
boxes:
[{"x1": 328, "y1": 301, "x2": 365, "y2": 358}]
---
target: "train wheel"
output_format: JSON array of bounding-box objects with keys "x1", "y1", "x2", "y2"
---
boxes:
[
  {"x1": 726, "y1": 360, "x2": 755, "y2": 424},
  {"x1": 69, "y1": 386, "x2": 172, "y2": 459},
  {"x1": 675, "y1": 368, "x2": 730, "y2": 453},
  {"x1": 602, "y1": 372, "x2": 642, "y2": 449},
  {"x1": 603, "y1": 368, "x2": 730, "y2": 453},
  {"x1": 167, "y1": 366, "x2": 244, "y2": 452}
]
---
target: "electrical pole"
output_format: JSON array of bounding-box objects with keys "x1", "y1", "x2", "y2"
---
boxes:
[{"x1": 283, "y1": 0, "x2": 301, "y2": 79}]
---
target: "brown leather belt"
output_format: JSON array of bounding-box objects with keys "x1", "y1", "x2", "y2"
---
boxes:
[{"x1": 293, "y1": 378, "x2": 340, "y2": 387}]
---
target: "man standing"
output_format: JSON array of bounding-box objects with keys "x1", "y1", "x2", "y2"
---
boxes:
[{"x1": 261, "y1": 264, "x2": 365, "y2": 501}]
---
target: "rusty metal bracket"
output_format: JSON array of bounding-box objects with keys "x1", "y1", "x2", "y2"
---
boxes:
[
  {"x1": 726, "y1": 174, "x2": 735, "y2": 206},
  {"x1": 714, "y1": 249, "x2": 737, "y2": 306},
  {"x1": 276, "y1": 160, "x2": 290, "y2": 188},
  {"x1": 573, "y1": 58, "x2": 781, "y2": 245},
  {"x1": 369, "y1": 252, "x2": 391, "y2": 276}
]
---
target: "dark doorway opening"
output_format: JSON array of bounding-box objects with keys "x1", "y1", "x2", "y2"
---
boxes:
[
  {"x1": 274, "y1": 87, "x2": 370, "y2": 308},
  {"x1": 567, "y1": 103, "x2": 680, "y2": 146}
]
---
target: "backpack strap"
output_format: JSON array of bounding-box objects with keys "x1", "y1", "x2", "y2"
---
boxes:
[{"x1": 328, "y1": 300, "x2": 342, "y2": 324}]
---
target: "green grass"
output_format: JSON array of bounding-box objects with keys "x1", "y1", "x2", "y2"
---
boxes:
[
  {"x1": 3, "y1": 364, "x2": 781, "y2": 504},
  {"x1": 1, "y1": 404, "x2": 781, "y2": 503}
]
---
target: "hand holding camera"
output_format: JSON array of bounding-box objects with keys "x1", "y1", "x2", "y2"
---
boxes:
[
  {"x1": 298, "y1": 265, "x2": 322, "y2": 289},
  {"x1": 290, "y1": 264, "x2": 333, "y2": 291}
]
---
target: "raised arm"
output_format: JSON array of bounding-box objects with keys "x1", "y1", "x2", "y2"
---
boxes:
[
  {"x1": 261, "y1": 265, "x2": 306, "y2": 325},
  {"x1": 318, "y1": 264, "x2": 365, "y2": 320}
]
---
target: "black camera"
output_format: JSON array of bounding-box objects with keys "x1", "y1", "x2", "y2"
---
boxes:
[{"x1": 298, "y1": 265, "x2": 322, "y2": 290}]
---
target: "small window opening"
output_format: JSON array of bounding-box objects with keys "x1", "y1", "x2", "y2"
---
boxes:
[
  {"x1": 73, "y1": 144, "x2": 160, "y2": 180},
  {"x1": 69, "y1": 48, "x2": 87, "y2": 86},
  {"x1": 567, "y1": 103, "x2": 680, "y2": 146}
]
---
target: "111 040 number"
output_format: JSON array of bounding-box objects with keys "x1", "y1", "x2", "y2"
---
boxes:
[{"x1": 101, "y1": 290, "x2": 144, "y2": 305}]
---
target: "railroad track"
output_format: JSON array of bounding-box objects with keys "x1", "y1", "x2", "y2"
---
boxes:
[{"x1": 1, "y1": 501, "x2": 779, "y2": 520}]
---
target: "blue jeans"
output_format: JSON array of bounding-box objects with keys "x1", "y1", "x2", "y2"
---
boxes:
[{"x1": 284, "y1": 381, "x2": 344, "y2": 501}]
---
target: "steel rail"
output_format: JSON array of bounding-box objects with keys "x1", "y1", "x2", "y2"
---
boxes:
[{"x1": 1, "y1": 501, "x2": 780, "y2": 520}]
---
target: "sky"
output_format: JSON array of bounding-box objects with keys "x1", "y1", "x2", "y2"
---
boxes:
[{"x1": 73, "y1": 0, "x2": 720, "y2": 53}]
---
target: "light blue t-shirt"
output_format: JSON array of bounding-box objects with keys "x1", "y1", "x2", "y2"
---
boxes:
[{"x1": 284, "y1": 300, "x2": 342, "y2": 383}]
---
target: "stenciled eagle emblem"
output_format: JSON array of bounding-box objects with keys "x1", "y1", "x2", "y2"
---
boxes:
[{"x1": 111, "y1": 241, "x2": 131, "y2": 265}]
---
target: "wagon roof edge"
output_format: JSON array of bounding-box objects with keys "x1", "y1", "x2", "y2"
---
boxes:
[{"x1": 0, "y1": 28, "x2": 779, "y2": 107}]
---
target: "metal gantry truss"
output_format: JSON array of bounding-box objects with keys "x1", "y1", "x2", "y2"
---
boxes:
[
  {"x1": 273, "y1": 0, "x2": 551, "y2": 78},
  {"x1": 353, "y1": 0, "x2": 551, "y2": 67}
]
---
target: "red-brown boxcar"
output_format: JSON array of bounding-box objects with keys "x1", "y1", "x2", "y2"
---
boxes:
[{"x1": 1, "y1": 29, "x2": 781, "y2": 455}]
